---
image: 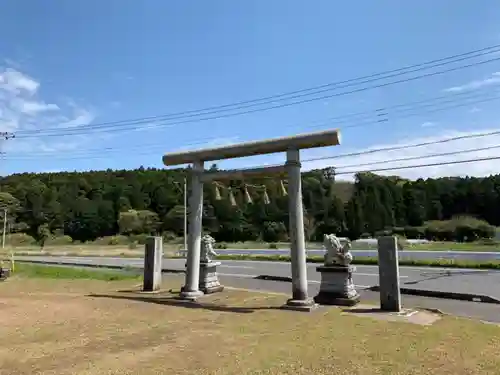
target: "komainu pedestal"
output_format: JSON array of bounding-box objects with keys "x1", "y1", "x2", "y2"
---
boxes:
[
  {"x1": 199, "y1": 261, "x2": 224, "y2": 294},
  {"x1": 314, "y1": 234, "x2": 360, "y2": 306},
  {"x1": 314, "y1": 265, "x2": 360, "y2": 306}
]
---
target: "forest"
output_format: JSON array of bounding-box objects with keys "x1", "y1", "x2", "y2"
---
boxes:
[{"x1": 0, "y1": 166, "x2": 497, "y2": 246}]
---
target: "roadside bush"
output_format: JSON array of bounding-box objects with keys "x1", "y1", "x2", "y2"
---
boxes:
[
  {"x1": 268, "y1": 242, "x2": 278, "y2": 249},
  {"x1": 93, "y1": 235, "x2": 129, "y2": 246},
  {"x1": 402, "y1": 226, "x2": 425, "y2": 239},
  {"x1": 395, "y1": 235, "x2": 407, "y2": 250},
  {"x1": 215, "y1": 242, "x2": 228, "y2": 249},
  {"x1": 424, "y1": 217, "x2": 495, "y2": 242},
  {"x1": 45, "y1": 235, "x2": 74, "y2": 246},
  {"x1": 162, "y1": 231, "x2": 179, "y2": 243},
  {"x1": 5, "y1": 233, "x2": 36, "y2": 246},
  {"x1": 129, "y1": 233, "x2": 149, "y2": 245},
  {"x1": 476, "y1": 238, "x2": 500, "y2": 246},
  {"x1": 128, "y1": 241, "x2": 138, "y2": 250},
  {"x1": 262, "y1": 221, "x2": 288, "y2": 243}
]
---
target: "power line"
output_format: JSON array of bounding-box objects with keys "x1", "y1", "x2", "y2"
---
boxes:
[
  {"x1": 5, "y1": 111, "x2": 500, "y2": 163},
  {"x1": 302, "y1": 129, "x2": 500, "y2": 163},
  {"x1": 335, "y1": 144, "x2": 500, "y2": 169},
  {"x1": 16, "y1": 43, "x2": 500, "y2": 135},
  {"x1": 19, "y1": 55, "x2": 500, "y2": 138},
  {"x1": 0, "y1": 133, "x2": 15, "y2": 178},
  {"x1": 283, "y1": 87, "x2": 500, "y2": 132},
  {"x1": 7, "y1": 91, "x2": 500, "y2": 161},
  {"x1": 334, "y1": 155, "x2": 500, "y2": 176},
  {"x1": 252, "y1": 144, "x2": 500, "y2": 176},
  {"x1": 13, "y1": 46, "x2": 500, "y2": 138}
]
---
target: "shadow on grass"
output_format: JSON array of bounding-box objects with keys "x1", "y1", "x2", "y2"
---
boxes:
[{"x1": 87, "y1": 293, "x2": 284, "y2": 314}]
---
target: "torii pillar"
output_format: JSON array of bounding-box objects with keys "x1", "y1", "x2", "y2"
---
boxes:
[{"x1": 163, "y1": 129, "x2": 341, "y2": 308}]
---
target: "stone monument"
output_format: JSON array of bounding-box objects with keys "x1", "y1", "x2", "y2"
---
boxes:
[
  {"x1": 314, "y1": 234, "x2": 360, "y2": 306},
  {"x1": 199, "y1": 234, "x2": 224, "y2": 294},
  {"x1": 143, "y1": 236, "x2": 163, "y2": 292}
]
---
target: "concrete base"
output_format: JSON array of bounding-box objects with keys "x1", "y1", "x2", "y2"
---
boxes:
[
  {"x1": 281, "y1": 298, "x2": 319, "y2": 312},
  {"x1": 178, "y1": 288, "x2": 204, "y2": 301},
  {"x1": 314, "y1": 265, "x2": 360, "y2": 306},
  {"x1": 199, "y1": 261, "x2": 224, "y2": 294},
  {"x1": 314, "y1": 291, "x2": 360, "y2": 306}
]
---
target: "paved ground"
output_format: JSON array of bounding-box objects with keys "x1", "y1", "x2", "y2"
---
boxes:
[
  {"x1": 16, "y1": 255, "x2": 500, "y2": 299},
  {"x1": 218, "y1": 275, "x2": 500, "y2": 324}
]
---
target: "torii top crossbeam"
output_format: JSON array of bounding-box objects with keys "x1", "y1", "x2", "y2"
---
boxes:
[{"x1": 162, "y1": 129, "x2": 341, "y2": 166}]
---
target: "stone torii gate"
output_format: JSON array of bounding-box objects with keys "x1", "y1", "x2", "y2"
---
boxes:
[{"x1": 162, "y1": 129, "x2": 341, "y2": 310}]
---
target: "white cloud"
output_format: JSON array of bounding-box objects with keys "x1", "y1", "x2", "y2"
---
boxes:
[
  {"x1": 304, "y1": 127, "x2": 500, "y2": 181},
  {"x1": 12, "y1": 99, "x2": 59, "y2": 115},
  {"x1": 58, "y1": 107, "x2": 95, "y2": 128},
  {"x1": 176, "y1": 136, "x2": 240, "y2": 151},
  {"x1": 420, "y1": 121, "x2": 436, "y2": 128},
  {"x1": 0, "y1": 68, "x2": 39, "y2": 95},
  {"x1": 0, "y1": 66, "x2": 96, "y2": 155},
  {"x1": 444, "y1": 72, "x2": 500, "y2": 93}
]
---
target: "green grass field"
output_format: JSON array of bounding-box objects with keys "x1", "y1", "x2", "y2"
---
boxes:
[{"x1": 11, "y1": 262, "x2": 142, "y2": 281}]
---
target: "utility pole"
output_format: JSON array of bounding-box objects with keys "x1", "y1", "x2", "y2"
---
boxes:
[
  {"x1": 174, "y1": 177, "x2": 188, "y2": 252},
  {"x1": 0, "y1": 133, "x2": 15, "y2": 271},
  {"x1": 0, "y1": 132, "x2": 15, "y2": 182},
  {"x1": 2, "y1": 208, "x2": 6, "y2": 249},
  {"x1": 183, "y1": 177, "x2": 188, "y2": 252}
]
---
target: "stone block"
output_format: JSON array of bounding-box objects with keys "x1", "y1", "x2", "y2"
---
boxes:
[
  {"x1": 314, "y1": 265, "x2": 360, "y2": 306},
  {"x1": 377, "y1": 236, "x2": 401, "y2": 312},
  {"x1": 199, "y1": 261, "x2": 224, "y2": 294},
  {"x1": 143, "y1": 236, "x2": 163, "y2": 292}
]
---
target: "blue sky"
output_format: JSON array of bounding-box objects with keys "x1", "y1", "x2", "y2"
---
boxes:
[{"x1": 1, "y1": 1, "x2": 500, "y2": 179}]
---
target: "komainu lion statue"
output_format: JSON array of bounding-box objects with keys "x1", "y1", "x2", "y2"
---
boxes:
[
  {"x1": 323, "y1": 234, "x2": 353, "y2": 266},
  {"x1": 200, "y1": 234, "x2": 218, "y2": 263}
]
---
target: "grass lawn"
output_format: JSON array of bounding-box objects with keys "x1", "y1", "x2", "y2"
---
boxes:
[
  {"x1": 11, "y1": 262, "x2": 142, "y2": 281},
  {"x1": 0, "y1": 266, "x2": 499, "y2": 374}
]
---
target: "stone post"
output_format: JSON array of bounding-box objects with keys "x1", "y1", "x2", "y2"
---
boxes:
[
  {"x1": 143, "y1": 236, "x2": 163, "y2": 292},
  {"x1": 180, "y1": 160, "x2": 205, "y2": 300},
  {"x1": 377, "y1": 236, "x2": 401, "y2": 312},
  {"x1": 283, "y1": 149, "x2": 316, "y2": 311}
]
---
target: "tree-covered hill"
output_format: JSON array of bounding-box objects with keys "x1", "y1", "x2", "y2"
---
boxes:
[{"x1": 0, "y1": 166, "x2": 498, "y2": 244}]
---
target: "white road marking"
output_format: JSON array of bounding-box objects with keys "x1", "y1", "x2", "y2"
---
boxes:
[{"x1": 219, "y1": 265, "x2": 254, "y2": 269}]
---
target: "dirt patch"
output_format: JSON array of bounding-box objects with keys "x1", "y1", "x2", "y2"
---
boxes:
[
  {"x1": 0, "y1": 276, "x2": 499, "y2": 374},
  {"x1": 341, "y1": 304, "x2": 441, "y2": 325}
]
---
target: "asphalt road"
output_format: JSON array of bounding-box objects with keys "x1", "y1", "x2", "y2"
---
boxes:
[
  {"x1": 217, "y1": 275, "x2": 500, "y2": 324},
  {"x1": 15, "y1": 255, "x2": 500, "y2": 299},
  {"x1": 212, "y1": 248, "x2": 500, "y2": 261}
]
